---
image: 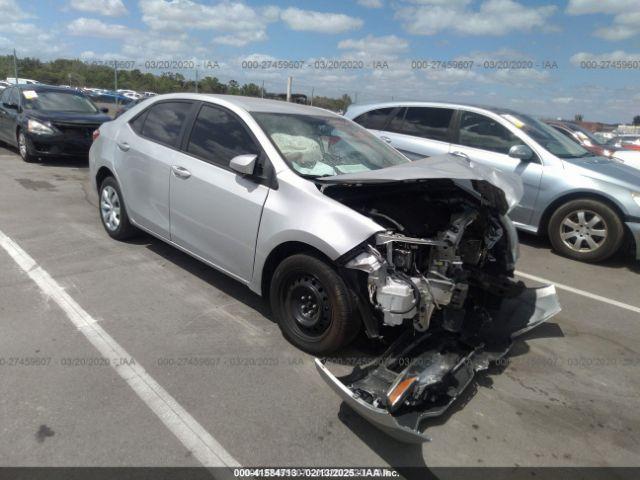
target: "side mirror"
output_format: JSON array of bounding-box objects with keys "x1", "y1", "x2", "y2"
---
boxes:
[
  {"x1": 100, "y1": 107, "x2": 109, "y2": 113},
  {"x1": 229, "y1": 154, "x2": 258, "y2": 175},
  {"x1": 508, "y1": 144, "x2": 534, "y2": 161}
]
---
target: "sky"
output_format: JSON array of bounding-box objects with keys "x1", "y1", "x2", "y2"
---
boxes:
[{"x1": 1, "y1": 0, "x2": 639, "y2": 123}]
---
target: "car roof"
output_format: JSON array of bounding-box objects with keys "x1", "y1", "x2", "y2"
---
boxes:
[
  {"x1": 345, "y1": 101, "x2": 523, "y2": 118},
  {"x1": 148, "y1": 93, "x2": 337, "y2": 117},
  {"x1": 15, "y1": 84, "x2": 83, "y2": 93}
]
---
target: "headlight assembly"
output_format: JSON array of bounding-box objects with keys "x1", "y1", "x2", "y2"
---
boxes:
[
  {"x1": 632, "y1": 192, "x2": 640, "y2": 208},
  {"x1": 27, "y1": 119, "x2": 55, "y2": 135}
]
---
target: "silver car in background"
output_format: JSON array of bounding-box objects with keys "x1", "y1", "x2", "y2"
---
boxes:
[
  {"x1": 89, "y1": 94, "x2": 560, "y2": 442},
  {"x1": 346, "y1": 102, "x2": 640, "y2": 263}
]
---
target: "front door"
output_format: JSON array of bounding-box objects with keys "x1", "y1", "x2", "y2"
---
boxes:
[
  {"x1": 450, "y1": 110, "x2": 543, "y2": 225},
  {"x1": 169, "y1": 103, "x2": 269, "y2": 283}
]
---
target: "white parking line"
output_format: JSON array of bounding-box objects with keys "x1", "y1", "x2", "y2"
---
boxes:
[
  {"x1": 516, "y1": 270, "x2": 640, "y2": 315},
  {"x1": 0, "y1": 228, "x2": 240, "y2": 468}
]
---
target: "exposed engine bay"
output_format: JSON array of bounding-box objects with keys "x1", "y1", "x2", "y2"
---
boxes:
[{"x1": 315, "y1": 177, "x2": 561, "y2": 443}]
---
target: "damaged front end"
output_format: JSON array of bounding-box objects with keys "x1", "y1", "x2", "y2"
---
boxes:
[{"x1": 315, "y1": 161, "x2": 561, "y2": 443}]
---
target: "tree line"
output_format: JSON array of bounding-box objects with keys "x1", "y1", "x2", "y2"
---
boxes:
[{"x1": 0, "y1": 55, "x2": 352, "y2": 112}]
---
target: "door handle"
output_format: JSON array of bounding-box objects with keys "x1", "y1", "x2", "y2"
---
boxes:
[
  {"x1": 451, "y1": 151, "x2": 470, "y2": 160},
  {"x1": 171, "y1": 165, "x2": 191, "y2": 179},
  {"x1": 117, "y1": 142, "x2": 130, "y2": 151},
  {"x1": 380, "y1": 135, "x2": 392, "y2": 144}
]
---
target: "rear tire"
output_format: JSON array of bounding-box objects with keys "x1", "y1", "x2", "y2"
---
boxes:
[
  {"x1": 99, "y1": 176, "x2": 137, "y2": 240},
  {"x1": 548, "y1": 198, "x2": 624, "y2": 263},
  {"x1": 17, "y1": 130, "x2": 37, "y2": 163},
  {"x1": 270, "y1": 254, "x2": 359, "y2": 354}
]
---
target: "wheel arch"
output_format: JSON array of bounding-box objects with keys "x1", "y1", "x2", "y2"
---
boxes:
[
  {"x1": 539, "y1": 191, "x2": 626, "y2": 237},
  {"x1": 95, "y1": 166, "x2": 116, "y2": 192},
  {"x1": 259, "y1": 241, "x2": 334, "y2": 299}
]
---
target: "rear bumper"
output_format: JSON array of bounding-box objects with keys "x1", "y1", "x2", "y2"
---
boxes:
[
  {"x1": 625, "y1": 222, "x2": 640, "y2": 260},
  {"x1": 316, "y1": 284, "x2": 561, "y2": 443}
]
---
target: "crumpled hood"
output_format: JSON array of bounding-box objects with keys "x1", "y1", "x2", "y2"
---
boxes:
[{"x1": 317, "y1": 154, "x2": 524, "y2": 212}]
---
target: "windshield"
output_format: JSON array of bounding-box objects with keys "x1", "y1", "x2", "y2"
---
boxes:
[
  {"x1": 21, "y1": 90, "x2": 99, "y2": 113},
  {"x1": 252, "y1": 112, "x2": 409, "y2": 177},
  {"x1": 502, "y1": 113, "x2": 592, "y2": 159}
]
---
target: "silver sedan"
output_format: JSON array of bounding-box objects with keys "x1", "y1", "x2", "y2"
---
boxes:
[{"x1": 89, "y1": 94, "x2": 559, "y2": 442}]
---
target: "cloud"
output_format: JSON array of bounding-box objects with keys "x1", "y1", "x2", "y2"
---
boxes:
[
  {"x1": 1, "y1": 22, "x2": 65, "y2": 57},
  {"x1": 280, "y1": 7, "x2": 363, "y2": 33},
  {"x1": 68, "y1": 17, "x2": 203, "y2": 59},
  {"x1": 140, "y1": 0, "x2": 278, "y2": 46},
  {"x1": 566, "y1": 0, "x2": 638, "y2": 15},
  {"x1": 567, "y1": 0, "x2": 640, "y2": 40},
  {"x1": 67, "y1": 17, "x2": 134, "y2": 38},
  {"x1": 69, "y1": 0, "x2": 128, "y2": 17},
  {"x1": 357, "y1": 0, "x2": 383, "y2": 8},
  {"x1": 338, "y1": 34, "x2": 408, "y2": 59},
  {"x1": 0, "y1": 0, "x2": 29, "y2": 19},
  {"x1": 395, "y1": 0, "x2": 557, "y2": 36}
]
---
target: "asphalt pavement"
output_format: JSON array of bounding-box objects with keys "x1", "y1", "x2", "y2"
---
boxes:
[{"x1": 0, "y1": 145, "x2": 638, "y2": 472}]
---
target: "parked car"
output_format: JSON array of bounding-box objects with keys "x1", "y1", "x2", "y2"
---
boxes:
[
  {"x1": 5, "y1": 77, "x2": 39, "y2": 85},
  {"x1": 0, "y1": 80, "x2": 10, "y2": 91},
  {"x1": 547, "y1": 120, "x2": 640, "y2": 170},
  {"x1": 116, "y1": 89, "x2": 142, "y2": 100},
  {"x1": 87, "y1": 91, "x2": 133, "y2": 106},
  {"x1": 89, "y1": 94, "x2": 560, "y2": 442},
  {"x1": 346, "y1": 102, "x2": 640, "y2": 263},
  {"x1": 0, "y1": 84, "x2": 111, "y2": 162},
  {"x1": 546, "y1": 120, "x2": 612, "y2": 157},
  {"x1": 606, "y1": 135, "x2": 640, "y2": 151},
  {"x1": 114, "y1": 97, "x2": 148, "y2": 118}
]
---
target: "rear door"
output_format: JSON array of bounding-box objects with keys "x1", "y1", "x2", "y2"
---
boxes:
[
  {"x1": 450, "y1": 110, "x2": 543, "y2": 225},
  {"x1": 0, "y1": 88, "x2": 13, "y2": 143},
  {"x1": 114, "y1": 100, "x2": 195, "y2": 239},
  {"x1": 169, "y1": 102, "x2": 270, "y2": 283},
  {"x1": 0, "y1": 88, "x2": 20, "y2": 145},
  {"x1": 375, "y1": 106, "x2": 454, "y2": 160}
]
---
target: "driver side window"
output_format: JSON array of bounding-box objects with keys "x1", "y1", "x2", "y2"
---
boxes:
[
  {"x1": 458, "y1": 111, "x2": 520, "y2": 155},
  {"x1": 187, "y1": 104, "x2": 258, "y2": 168}
]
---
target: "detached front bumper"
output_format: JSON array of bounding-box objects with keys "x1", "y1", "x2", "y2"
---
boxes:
[
  {"x1": 626, "y1": 222, "x2": 640, "y2": 260},
  {"x1": 315, "y1": 284, "x2": 561, "y2": 443}
]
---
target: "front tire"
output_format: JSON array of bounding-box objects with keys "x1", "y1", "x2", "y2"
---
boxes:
[
  {"x1": 99, "y1": 176, "x2": 137, "y2": 240},
  {"x1": 17, "y1": 130, "x2": 37, "y2": 163},
  {"x1": 548, "y1": 198, "x2": 624, "y2": 263},
  {"x1": 270, "y1": 254, "x2": 359, "y2": 354}
]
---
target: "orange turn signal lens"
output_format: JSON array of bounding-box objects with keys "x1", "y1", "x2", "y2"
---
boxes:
[{"x1": 387, "y1": 376, "x2": 418, "y2": 408}]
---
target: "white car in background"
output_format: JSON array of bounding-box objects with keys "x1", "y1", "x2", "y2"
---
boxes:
[{"x1": 116, "y1": 89, "x2": 142, "y2": 100}]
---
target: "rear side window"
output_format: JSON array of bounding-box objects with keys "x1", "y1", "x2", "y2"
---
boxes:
[
  {"x1": 458, "y1": 111, "x2": 520, "y2": 155},
  {"x1": 141, "y1": 101, "x2": 192, "y2": 147},
  {"x1": 353, "y1": 108, "x2": 395, "y2": 130},
  {"x1": 9, "y1": 88, "x2": 19, "y2": 106},
  {"x1": 397, "y1": 107, "x2": 453, "y2": 141},
  {"x1": 129, "y1": 110, "x2": 148, "y2": 134},
  {"x1": 187, "y1": 104, "x2": 258, "y2": 168},
  {"x1": 386, "y1": 107, "x2": 407, "y2": 133}
]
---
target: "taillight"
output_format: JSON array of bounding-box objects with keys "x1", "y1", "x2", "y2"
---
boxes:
[{"x1": 92, "y1": 129, "x2": 100, "y2": 142}]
